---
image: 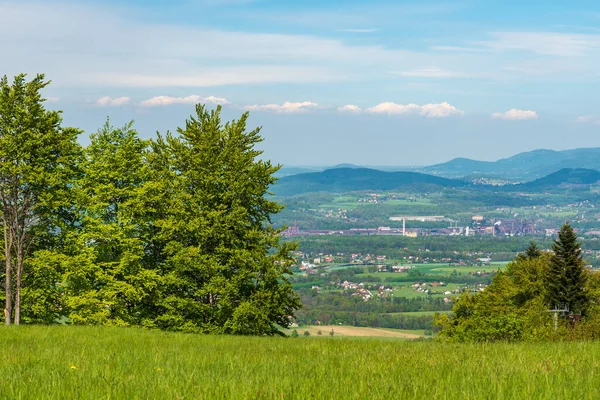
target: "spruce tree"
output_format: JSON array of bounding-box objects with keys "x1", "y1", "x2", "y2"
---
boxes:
[
  {"x1": 517, "y1": 241, "x2": 542, "y2": 260},
  {"x1": 546, "y1": 223, "x2": 589, "y2": 315}
]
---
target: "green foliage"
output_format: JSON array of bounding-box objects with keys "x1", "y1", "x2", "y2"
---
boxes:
[
  {"x1": 546, "y1": 223, "x2": 589, "y2": 315},
  {"x1": 0, "y1": 74, "x2": 300, "y2": 335},
  {"x1": 435, "y1": 254, "x2": 555, "y2": 342},
  {"x1": 436, "y1": 228, "x2": 600, "y2": 341},
  {"x1": 517, "y1": 241, "x2": 542, "y2": 260},
  {"x1": 143, "y1": 105, "x2": 300, "y2": 334},
  {"x1": 64, "y1": 120, "x2": 159, "y2": 326},
  {"x1": 0, "y1": 73, "x2": 82, "y2": 324}
]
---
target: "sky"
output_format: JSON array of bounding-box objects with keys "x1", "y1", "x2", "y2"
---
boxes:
[{"x1": 2, "y1": 0, "x2": 600, "y2": 166}]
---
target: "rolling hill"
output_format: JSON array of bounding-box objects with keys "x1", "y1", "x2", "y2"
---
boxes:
[
  {"x1": 517, "y1": 168, "x2": 600, "y2": 190},
  {"x1": 421, "y1": 148, "x2": 600, "y2": 179},
  {"x1": 273, "y1": 166, "x2": 600, "y2": 196},
  {"x1": 273, "y1": 168, "x2": 467, "y2": 196}
]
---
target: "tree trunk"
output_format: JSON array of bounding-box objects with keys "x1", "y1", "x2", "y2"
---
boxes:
[
  {"x1": 3, "y1": 220, "x2": 11, "y2": 325},
  {"x1": 14, "y1": 238, "x2": 22, "y2": 325}
]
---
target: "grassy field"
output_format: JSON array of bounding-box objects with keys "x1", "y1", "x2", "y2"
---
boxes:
[{"x1": 5, "y1": 327, "x2": 600, "y2": 399}]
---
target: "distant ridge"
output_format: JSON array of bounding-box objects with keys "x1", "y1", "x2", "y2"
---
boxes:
[
  {"x1": 518, "y1": 168, "x2": 600, "y2": 189},
  {"x1": 325, "y1": 163, "x2": 363, "y2": 170},
  {"x1": 274, "y1": 168, "x2": 466, "y2": 196},
  {"x1": 421, "y1": 147, "x2": 600, "y2": 179},
  {"x1": 273, "y1": 167, "x2": 600, "y2": 196}
]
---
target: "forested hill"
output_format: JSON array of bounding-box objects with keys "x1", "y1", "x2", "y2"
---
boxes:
[
  {"x1": 273, "y1": 168, "x2": 467, "y2": 196},
  {"x1": 516, "y1": 168, "x2": 600, "y2": 189},
  {"x1": 273, "y1": 167, "x2": 600, "y2": 196},
  {"x1": 421, "y1": 148, "x2": 600, "y2": 179}
]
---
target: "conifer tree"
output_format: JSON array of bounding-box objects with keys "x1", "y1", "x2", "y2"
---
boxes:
[
  {"x1": 517, "y1": 241, "x2": 542, "y2": 261},
  {"x1": 546, "y1": 223, "x2": 589, "y2": 315}
]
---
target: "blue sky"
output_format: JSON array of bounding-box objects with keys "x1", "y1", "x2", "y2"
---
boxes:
[{"x1": 2, "y1": 0, "x2": 600, "y2": 166}]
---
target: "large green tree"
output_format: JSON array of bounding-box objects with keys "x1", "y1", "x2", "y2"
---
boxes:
[
  {"x1": 147, "y1": 105, "x2": 300, "y2": 334},
  {"x1": 546, "y1": 223, "x2": 589, "y2": 315},
  {"x1": 0, "y1": 74, "x2": 81, "y2": 325},
  {"x1": 64, "y1": 121, "x2": 160, "y2": 325}
]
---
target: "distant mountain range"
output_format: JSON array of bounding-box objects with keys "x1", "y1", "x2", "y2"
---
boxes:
[
  {"x1": 277, "y1": 147, "x2": 600, "y2": 181},
  {"x1": 273, "y1": 167, "x2": 600, "y2": 196},
  {"x1": 420, "y1": 147, "x2": 600, "y2": 180},
  {"x1": 517, "y1": 168, "x2": 600, "y2": 190},
  {"x1": 274, "y1": 168, "x2": 466, "y2": 196}
]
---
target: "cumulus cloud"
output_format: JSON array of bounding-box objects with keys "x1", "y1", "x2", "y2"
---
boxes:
[
  {"x1": 366, "y1": 101, "x2": 463, "y2": 117},
  {"x1": 243, "y1": 101, "x2": 318, "y2": 113},
  {"x1": 337, "y1": 104, "x2": 362, "y2": 113},
  {"x1": 139, "y1": 95, "x2": 230, "y2": 107},
  {"x1": 492, "y1": 109, "x2": 538, "y2": 120},
  {"x1": 95, "y1": 96, "x2": 131, "y2": 107}
]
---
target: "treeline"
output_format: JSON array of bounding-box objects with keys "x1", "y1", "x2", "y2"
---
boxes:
[
  {"x1": 290, "y1": 266, "x2": 492, "y2": 287},
  {"x1": 295, "y1": 310, "x2": 434, "y2": 330},
  {"x1": 0, "y1": 74, "x2": 299, "y2": 335},
  {"x1": 297, "y1": 235, "x2": 555, "y2": 253},
  {"x1": 298, "y1": 291, "x2": 452, "y2": 313},
  {"x1": 293, "y1": 235, "x2": 557, "y2": 261},
  {"x1": 295, "y1": 291, "x2": 449, "y2": 330}
]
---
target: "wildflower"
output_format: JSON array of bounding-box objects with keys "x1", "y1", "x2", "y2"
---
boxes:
[
  {"x1": 156, "y1": 368, "x2": 162, "y2": 371},
  {"x1": 70, "y1": 365, "x2": 77, "y2": 370}
]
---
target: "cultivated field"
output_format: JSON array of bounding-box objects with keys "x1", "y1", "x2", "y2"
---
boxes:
[
  {"x1": 2, "y1": 326, "x2": 600, "y2": 399},
  {"x1": 293, "y1": 325, "x2": 424, "y2": 338}
]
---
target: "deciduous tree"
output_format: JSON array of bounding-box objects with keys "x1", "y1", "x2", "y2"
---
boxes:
[
  {"x1": 147, "y1": 105, "x2": 300, "y2": 334},
  {"x1": 0, "y1": 74, "x2": 80, "y2": 324}
]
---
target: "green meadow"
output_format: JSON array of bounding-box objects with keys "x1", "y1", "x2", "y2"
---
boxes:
[{"x1": 3, "y1": 326, "x2": 600, "y2": 399}]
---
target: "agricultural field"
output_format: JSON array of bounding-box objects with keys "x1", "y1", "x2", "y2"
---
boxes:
[
  {"x1": 291, "y1": 325, "x2": 425, "y2": 338},
  {"x1": 3, "y1": 326, "x2": 600, "y2": 399}
]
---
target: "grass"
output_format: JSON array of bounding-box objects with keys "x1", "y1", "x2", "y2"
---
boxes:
[{"x1": 3, "y1": 325, "x2": 600, "y2": 399}]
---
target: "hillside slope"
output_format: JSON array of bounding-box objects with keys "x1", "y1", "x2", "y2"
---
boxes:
[
  {"x1": 517, "y1": 168, "x2": 600, "y2": 190},
  {"x1": 421, "y1": 148, "x2": 600, "y2": 179},
  {"x1": 274, "y1": 168, "x2": 466, "y2": 196}
]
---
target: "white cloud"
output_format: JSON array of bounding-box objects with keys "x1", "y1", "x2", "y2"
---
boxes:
[
  {"x1": 95, "y1": 96, "x2": 131, "y2": 107},
  {"x1": 477, "y1": 32, "x2": 600, "y2": 57},
  {"x1": 140, "y1": 95, "x2": 230, "y2": 107},
  {"x1": 337, "y1": 104, "x2": 362, "y2": 113},
  {"x1": 45, "y1": 96, "x2": 59, "y2": 102},
  {"x1": 575, "y1": 115, "x2": 594, "y2": 123},
  {"x1": 492, "y1": 109, "x2": 538, "y2": 120},
  {"x1": 243, "y1": 101, "x2": 318, "y2": 114},
  {"x1": 575, "y1": 115, "x2": 600, "y2": 125},
  {"x1": 420, "y1": 102, "x2": 464, "y2": 117},
  {"x1": 394, "y1": 67, "x2": 469, "y2": 78},
  {"x1": 367, "y1": 101, "x2": 463, "y2": 117}
]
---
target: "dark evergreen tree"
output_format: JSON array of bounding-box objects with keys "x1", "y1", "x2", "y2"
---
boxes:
[
  {"x1": 517, "y1": 241, "x2": 542, "y2": 261},
  {"x1": 546, "y1": 223, "x2": 589, "y2": 315}
]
